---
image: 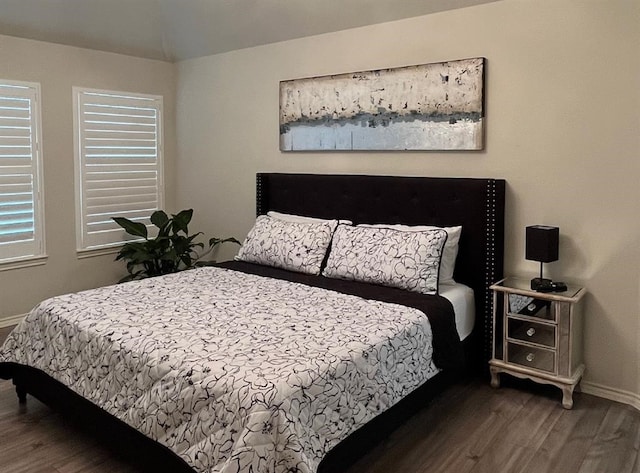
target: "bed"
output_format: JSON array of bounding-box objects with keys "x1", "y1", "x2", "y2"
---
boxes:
[{"x1": 0, "y1": 173, "x2": 505, "y2": 473}]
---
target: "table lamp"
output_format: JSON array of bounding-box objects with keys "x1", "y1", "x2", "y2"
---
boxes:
[{"x1": 526, "y1": 225, "x2": 559, "y2": 291}]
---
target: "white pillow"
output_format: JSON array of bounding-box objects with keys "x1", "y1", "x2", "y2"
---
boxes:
[
  {"x1": 358, "y1": 224, "x2": 461, "y2": 285},
  {"x1": 323, "y1": 225, "x2": 448, "y2": 295},
  {"x1": 236, "y1": 215, "x2": 338, "y2": 275},
  {"x1": 267, "y1": 211, "x2": 352, "y2": 225}
]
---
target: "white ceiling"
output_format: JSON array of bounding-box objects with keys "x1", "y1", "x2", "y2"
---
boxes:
[{"x1": 0, "y1": 0, "x2": 498, "y2": 62}]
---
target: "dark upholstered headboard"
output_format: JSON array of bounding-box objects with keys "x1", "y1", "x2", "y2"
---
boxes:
[{"x1": 255, "y1": 173, "x2": 505, "y2": 363}]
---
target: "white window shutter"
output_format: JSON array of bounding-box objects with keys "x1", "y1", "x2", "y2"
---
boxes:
[
  {"x1": 0, "y1": 81, "x2": 45, "y2": 262},
  {"x1": 74, "y1": 88, "x2": 164, "y2": 250}
]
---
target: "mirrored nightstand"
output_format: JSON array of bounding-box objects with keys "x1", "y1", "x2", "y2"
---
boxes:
[{"x1": 489, "y1": 277, "x2": 586, "y2": 409}]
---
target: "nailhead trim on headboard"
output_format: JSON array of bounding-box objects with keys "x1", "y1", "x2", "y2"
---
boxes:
[{"x1": 485, "y1": 179, "x2": 499, "y2": 363}]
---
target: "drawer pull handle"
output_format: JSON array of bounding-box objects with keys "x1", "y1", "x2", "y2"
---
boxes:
[
  {"x1": 526, "y1": 353, "x2": 535, "y2": 362},
  {"x1": 526, "y1": 327, "x2": 536, "y2": 337}
]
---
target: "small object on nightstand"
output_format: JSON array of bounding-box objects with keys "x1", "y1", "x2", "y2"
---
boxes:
[
  {"x1": 551, "y1": 281, "x2": 567, "y2": 292},
  {"x1": 489, "y1": 277, "x2": 586, "y2": 409}
]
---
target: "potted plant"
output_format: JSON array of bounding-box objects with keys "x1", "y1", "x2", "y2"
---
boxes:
[{"x1": 113, "y1": 209, "x2": 239, "y2": 282}]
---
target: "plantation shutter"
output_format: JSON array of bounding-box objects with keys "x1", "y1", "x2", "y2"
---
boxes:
[
  {"x1": 0, "y1": 81, "x2": 45, "y2": 263},
  {"x1": 74, "y1": 88, "x2": 164, "y2": 250}
]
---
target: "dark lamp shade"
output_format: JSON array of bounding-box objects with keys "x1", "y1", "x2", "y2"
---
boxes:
[{"x1": 526, "y1": 225, "x2": 559, "y2": 263}]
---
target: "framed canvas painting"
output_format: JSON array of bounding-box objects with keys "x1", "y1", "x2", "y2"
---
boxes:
[{"x1": 279, "y1": 57, "x2": 485, "y2": 151}]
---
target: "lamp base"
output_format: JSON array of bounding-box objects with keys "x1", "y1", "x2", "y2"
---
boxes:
[{"x1": 531, "y1": 277, "x2": 554, "y2": 292}]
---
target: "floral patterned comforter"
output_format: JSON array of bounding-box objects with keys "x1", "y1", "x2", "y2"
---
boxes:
[{"x1": 0, "y1": 266, "x2": 443, "y2": 473}]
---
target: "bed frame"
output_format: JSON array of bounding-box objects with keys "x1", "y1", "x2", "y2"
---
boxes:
[{"x1": 1, "y1": 173, "x2": 505, "y2": 473}]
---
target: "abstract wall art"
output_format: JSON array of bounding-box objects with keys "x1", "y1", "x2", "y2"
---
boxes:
[{"x1": 279, "y1": 57, "x2": 485, "y2": 151}]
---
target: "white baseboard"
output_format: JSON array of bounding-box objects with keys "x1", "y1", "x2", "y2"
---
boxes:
[
  {"x1": 581, "y1": 381, "x2": 640, "y2": 411},
  {"x1": 0, "y1": 313, "x2": 26, "y2": 328}
]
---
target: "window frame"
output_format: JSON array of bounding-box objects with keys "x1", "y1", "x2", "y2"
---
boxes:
[
  {"x1": 0, "y1": 79, "x2": 46, "y2": 269},
  {"x1": 73, "y1": 87, "x2": 164, "y2": 254}
]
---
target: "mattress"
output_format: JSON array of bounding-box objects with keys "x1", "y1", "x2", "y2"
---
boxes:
[
  {"x1": 0, "y1": 265, "x2": 462, "y2": 473},
  {"x1": 439, "y1": 283, "x2": 475, "y2": 341}
]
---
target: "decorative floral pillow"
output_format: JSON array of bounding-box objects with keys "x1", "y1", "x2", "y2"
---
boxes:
[
  {"x1": 323, "y1": 225, "x2": 448, "y2": 294},
  {"x1": 235, "y1": 215, "x2": 338, "y2": 275},
  {"x1": 358, "y1": 224, "x2": 461, "y2": 286}
]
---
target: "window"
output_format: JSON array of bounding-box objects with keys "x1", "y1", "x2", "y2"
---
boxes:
[
  {"x1": 74, "y1": 88, "x2": 164, "y2": 251},
  {"x1": 0, "y1": 80, "x2": 45, "y2": 265}
]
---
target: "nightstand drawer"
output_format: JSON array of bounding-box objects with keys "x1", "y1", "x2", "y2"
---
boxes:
[
  {"x1": 507, "y1": 342, "x2": 555, "y2": 373},
  {"x1": 508, "y1": 294, "x2": 554, "y2": 321},
  {"x1": 508, "y1": 318, "x2": 556, "y2": 348}
]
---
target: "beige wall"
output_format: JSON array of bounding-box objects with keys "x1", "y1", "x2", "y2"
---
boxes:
[
  {"x1": 0, "y1": 34, "x2": 176, "y2": 319},
  {"x1": 176, "y1": 0, "x2": 640, "y2": 399}
]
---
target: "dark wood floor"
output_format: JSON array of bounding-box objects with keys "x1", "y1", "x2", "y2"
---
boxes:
[{"x1": 1, "y1": 324, "x2": 639, "y2": 473}]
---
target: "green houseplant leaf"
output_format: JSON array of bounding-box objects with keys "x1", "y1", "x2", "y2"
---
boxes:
[
  {"x1": 112, "y1": 209, "x2": 239, "y2": 282},
  {"x1": 171, "y1": 209, "x2": 193, "y2": 234},
  {"x1": 113, "y1": 217, "x2": 148, "y2": 239},
  {"x1": 209, "y1": 236, "x2": 241, "y2": 247},
  {"x1": 150, "y1": 210, "x2": 170, "y2": 229}
]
